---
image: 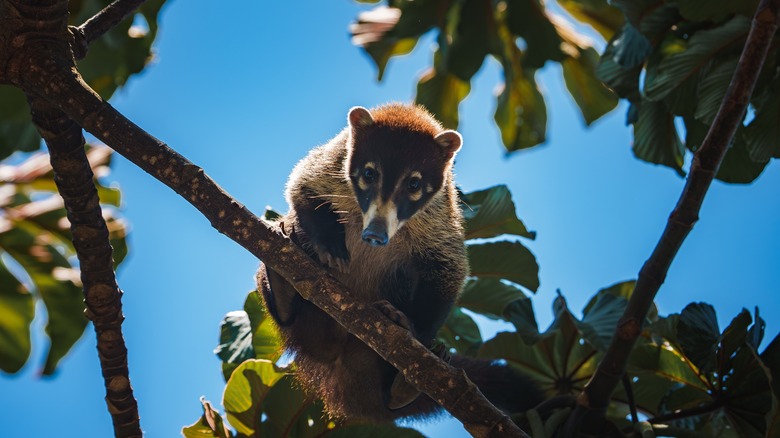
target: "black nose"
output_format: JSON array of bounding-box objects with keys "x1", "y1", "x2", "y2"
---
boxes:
[{"x1": 362, "y1": 222, "x2": 389, "y2": 246}]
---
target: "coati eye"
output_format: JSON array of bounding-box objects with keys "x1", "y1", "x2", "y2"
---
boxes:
[
  {"x1": 407, "y1": 177, "x2": 421, "y2": 192},
  {"x1": 363, "y1": 167, "x2": 376, "y2": 183}
]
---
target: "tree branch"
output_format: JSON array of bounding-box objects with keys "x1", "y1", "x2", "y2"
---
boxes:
[
  {"x1": 70, "y1": 0, "x2": 147, "y2": 60},
  {"x1": 3, "y1": 1, "x2": 530, "y2": 435},
  {"x1": 563, "y1": 0, "x2": 780, "y2": 434},
  {"x1": 28, "y1": 95, "x2": 142, "y2": 438}
]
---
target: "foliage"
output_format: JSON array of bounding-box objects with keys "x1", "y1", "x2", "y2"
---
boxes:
[
  {"x1": 350, "y1": 0, "x2": 621, "y2": 152},
  {"x1": 0, "y1": 145, "x2": 128, "y2": 375},
  {"x1": 0, "y1": 0, "x2": 166, "y2": 161},
  {"x1": 351, "y1": 0, "x2": 778, "y2": 183},
  {"x1": 193, "y1": 185, "x2": 780, "y2": 436}
]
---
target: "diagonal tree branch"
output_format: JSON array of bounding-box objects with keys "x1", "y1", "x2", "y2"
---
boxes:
[
  {"x1": 28, "y1": 95, "x2": 142, "y2": 438},
  {"x1": 563, "y1": 0, "x2": 780, "y2": 435},
  {"x1": 2, "y1": 1, "x2": 529, "y2": 436}
]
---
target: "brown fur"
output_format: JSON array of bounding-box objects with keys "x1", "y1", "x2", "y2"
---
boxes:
[{"x1": 256, "y1": 104, "x2": 543, "y2": 423}]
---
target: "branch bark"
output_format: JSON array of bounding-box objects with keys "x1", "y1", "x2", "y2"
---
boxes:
[
  {"x1": 1, "y1": 0, "x2": 529, "y2": 436},
  {"x1": 563, "y1": 0, "x2": 780, "y2": 434},
  {"x1": 28, "y1": 95, "x2": 142, "y2": 438}
]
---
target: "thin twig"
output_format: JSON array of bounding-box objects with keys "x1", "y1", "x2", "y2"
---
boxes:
[
  {"x1": 562, "y1": 0, "x2": 780, "y2": 435},
  {"x1": 71, "y1": 0, "x2": 146, "y2": 59},
  {"x1": 27, "y1": 95, "x2": 142, "y2": 438}
]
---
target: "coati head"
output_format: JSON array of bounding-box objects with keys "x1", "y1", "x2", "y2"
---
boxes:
[{"x1": 345, "y1": 104, "x2": 462, "y2": 246}]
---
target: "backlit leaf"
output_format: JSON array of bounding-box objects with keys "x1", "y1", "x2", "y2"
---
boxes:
[
  {"x1": 438, "y1": 307, "x2": 482, "y2": 356},
  {"x1": 556, "y1": 0, "x2": 624, "y2": 39},
  {"x1": 223, "y1": 360, "x2": 286, "y2": 436},
  {"x1": 562, "y1": 47, "x2": 619, "y2": 125},
  {"x1": 632, "y1": 99, "x2": 685, "y2": 175},
  {"x1": 0, "y1": 259, "x2": 34, "y2": 373},
  {"x1": 415, "y1": 66, "x2": 471, "y2": 129},
  {"x1": 460, "y1": 185, "x2": 534, "y2": 240},
  {"x1": 467, "y1": 241, "x2": 539, "y2": 292},
  {"x1": 677, "y1": 302, "x2": 720, "y2": 374}
]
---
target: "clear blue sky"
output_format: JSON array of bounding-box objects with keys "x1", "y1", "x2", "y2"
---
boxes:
[{"x1": 2, "y1": 2, "x2": 779, "y2": 437}]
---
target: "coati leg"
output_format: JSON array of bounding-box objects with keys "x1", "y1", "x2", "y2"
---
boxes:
[{"x1": 293, "y1": 189, "x2": 349, "y2": 272}]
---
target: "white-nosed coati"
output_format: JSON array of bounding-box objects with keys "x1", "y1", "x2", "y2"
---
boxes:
[{"x1": 256, "y1": 103, "x2": 544, "y2": 423}]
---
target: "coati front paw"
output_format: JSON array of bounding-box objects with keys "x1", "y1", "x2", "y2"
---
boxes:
[
  {"x1": 311, "y1": 242, "x2": 350, "y2": 273},
  {"x1": 374, "y1": 300, "x2": 413, "y2": 331}
]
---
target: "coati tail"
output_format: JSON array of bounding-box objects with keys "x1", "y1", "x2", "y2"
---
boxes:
[{"x1": 452, "y1": 355, "x2": 546, "y2": 414}]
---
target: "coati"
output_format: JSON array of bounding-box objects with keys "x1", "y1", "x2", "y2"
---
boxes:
[{"x1": 256, "y1": 103, "x2": 544, "y2": 422}]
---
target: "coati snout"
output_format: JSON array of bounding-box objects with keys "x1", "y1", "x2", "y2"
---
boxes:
[{"x1": 346, "y1": 106, "x2": 462, "y2": 247}]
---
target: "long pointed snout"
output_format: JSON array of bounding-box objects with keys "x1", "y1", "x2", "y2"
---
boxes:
[{"x1": 362, "y1": 219, "x2": 389, "y2": 246}]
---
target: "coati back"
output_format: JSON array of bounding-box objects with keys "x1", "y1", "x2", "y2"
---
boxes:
[{"x1": 256, "y1": 103, "x2": 543, "y2": 422}]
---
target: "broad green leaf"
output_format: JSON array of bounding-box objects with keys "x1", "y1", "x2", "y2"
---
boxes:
[
  {"x1": 761, "y1": 332, "x2": 780, "y2": 398},
  {"x1": 675, "y1": 0, "x2": 760, "y2": 23},
  {"x1": 505, "y1": 0, "x2": 564, "y2": 69},
  {"x1": 694, "y1": 57, "x2": 739, "y2": 124},
  {"x1": 214, "y1": 311, "x2": 255, "y2": 366},
  {"x1": 503, "y1": 297, "x2": 540, "y2": 342},
  {"x1": 494, "y1": 65, "x2": 547, "y2": 151},
  {"x1": 0, "y1": 259, "x2": 34, "y2": 373},
  {"x1": 719, "y1": 309, "x2": 751, "y2": 363},
  {"x1": 467, "y1": 241, "x2": 539, "y2": 292},
  {"x1": 460, "y1": 185, "x2": 534, "y2": 240},
  {"x1": 596, "y1": 29, "x2": 642, "y2": 99},
  {"x1": 458, "y1": 278, "x2": 530, "y2": 321},
  {"x1": 744, "y1": 77, "x2": 780, "y2": 162},
  {"x1": 579, "y1": 292, "x2": 627, "y2": 351},
  {"x1": 415, "y1": 66, "x2": 470, "y2": 129},
  {"x1": 438, "y1": 307, "x2": 482, "y2": 356},
  {"x1": 677, "y1": 302, "x2": 720, "y2": 374},
  {"x1": 351, "y1": 1, "x2": 444, "y2": 80},
  {"x1": 0, "y1": 85, "x2": 40, "y2": 160},
  {"x1": 223, "y1": 360, "x2": 287, "y2": 437},
  {"x1": 629, "y1": 342, "x2": 710, "y2": 392},
  {"x1": 479, "y1": 309, "x2": 599, "y2": 394},
  {"x1": 644, "y1": 16, "x2": 749, "y2": 102},
  {"x1": 445, "y1": 0, "x2": 490, "y2": 80},
  {"x1": 746, "y1": 307, "x2": 765, "y2": 351},
  {"x1": 182, "y1": 398, "x2": 232, "y2": 438},
  {"x1": 556, "y1": 0, "x2": 624, "y2": 39},
  {"x1": 609, "y1": 0, "x2": 664, "y2": 29},
  {"x1": 632, "y1": 99, "x2": 685, "y2": 175},
  {"x1": 243, "y1": 290, "x2": 282, "y2": 362},
  {"x1": 716, "y1": 132, "x2": 769, "y2": 184},
  {"x1": 610, "y1": 24, "x2": 651, "y2": 69},
  {"x1": 721, "y1": 347, "x2": 773, "y2": 437},
  {"x1": 262, "y1": 375, "x2": 332, "y2": 438},
  {"x1": 562, "y1": 47, "x2": 619, "y2": 125}
]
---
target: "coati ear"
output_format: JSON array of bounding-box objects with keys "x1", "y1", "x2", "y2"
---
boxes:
[
  {"x1": 434, "y1": 130, "x2": 462, "y2": 161},
  {"x1": 348, "y1": 106, "x2": 374, "y2": 129}
]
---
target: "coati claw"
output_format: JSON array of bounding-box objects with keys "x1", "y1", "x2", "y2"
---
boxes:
[
  {"x1": 374, "y1": 300, "x2": 413, "y2": 331},
  {"x1": 430, "y1": 340, "x2": 452, "y2": 363}
]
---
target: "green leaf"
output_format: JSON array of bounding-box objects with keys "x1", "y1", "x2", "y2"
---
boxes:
[
  {"x1": 503, "y1": 298, "x2": 540, "y2": 343},
  {"x1": 596, "y1": 29, "x2": 642, "y2": 99},
  {"x1": 505, "y1": 0, "x2": 564, "y2": 69},
  {"x1": 351, "y1": 1, "x2": 444, "y2": 80},
  {"x1": 562, "y1": 47, "x2": 619, "y2": 125},
  {"x1": 261, "y1": 375, "x2": 332, "y2": 438},
  {"x1": 479, "y1": 309, "x2": 599, "y2": 394},
  {"x1": 579, "y1": 292, "x2": 627, "y2": 351},
  {"x1": 746, "y1": 307, "x2": 765, "y2": 351},
  {"x1": 0, "y1": 85, "x2": 40, "y2": 160},
  {"x1": 675, "y1": 0, "x2": 760, "y2": 23},
  {"x1": 460, "y1": 185, "x2": 534, "y2": 240},
  {"x1": 556, "y1": 0, "x2": 624, "y2": 40},
  {"x1": 0, "y1": 259, "x2": 34, "y2": 373},
  {"x1": 467, "y1": 241, "x2": 539, "y2": 292},
  {"x1": 214, "y1": 311, "x2": 255, "y2": 366},
  {"x1": 677, "y1": 302, "x2": 720, "y2": 374},
  {"x1": 716, "y1": 132, "x2": 769, "y2": 184},
  {"x1": 628, "y1": 342, "x2": 710, "y2": 400},
  {"x1": 445, "y1": 0, "x2": 490, "y2": 80},
  {"x1": 632, "y1": 99, "x2": 685, "y2": 175},
  {"x1": 693, "y1": 57, "x2": 738, "y2": 124},
  {"x1": 438, "y1": 307, "x2": 482, "y2": 356},
  {"x1": 415, "y1": 66, "x2": 471, "y2": 129},
  {"x1": 645, "y1": 16, "x2": 749, "y2": 102},
  {"x1": 458, "y1": 278, "x2": 529, "y2": 321},
  {"x1": 761, "y1": 332, "x2": 780, "y2": 398},
  {"x1": 223, "y1": 360, "x2": 287, "y2": 437},
  {"x1": 744, "y1": 77, "x2": 780, "y2": 162},
  {"x1": 609, "y1": 0, "x2": 664, "y2": 29},
  {"x1": 182, "y1": 398, "x2": 232, "y2": 438},
  {"x1": 721, "y1": 347, "x2": 773, "y2": 437},
  {"x1": 494, "y1": 65, "x2": 547, "y2": 151},
  {"x1": 719, "y1": 309, "x2": 751, "y2": 363},
  {"x1": 243, "y1": 290, "x2": 282, "y2": 362}
]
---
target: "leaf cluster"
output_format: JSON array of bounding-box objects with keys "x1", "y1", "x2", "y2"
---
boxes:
[
  {"x1": 349, "y1": 0, "x2": 622, "y2": 152},
  {"x1": 599, "y1": 0, "x2": 779, "y2": 182}
]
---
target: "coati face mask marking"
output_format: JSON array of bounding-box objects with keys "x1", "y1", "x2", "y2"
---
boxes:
[{"x1": 345, "y1": 106, "x2": 462, "y2": 247}]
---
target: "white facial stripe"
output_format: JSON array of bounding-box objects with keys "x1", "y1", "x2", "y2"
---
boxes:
[
  {"x1": 409, "y1": 189, "x2": 423, "y2": 202},
  {"x1": 410, "y1": 171, "x2": 422, "y2": 179},
  {"x1": 362, "y1": 200, "x2": 402, "y2": 240},
  {"x1": 362, "y1": 203, "x2": 378, "y2": 230}
]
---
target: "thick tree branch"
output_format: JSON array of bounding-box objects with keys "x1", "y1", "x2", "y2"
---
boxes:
[
  {"x1": 563, "y1": 0, "x2": 780, "y2": 435},
  {"x1": 28, "y1": 95, "x2": 142, "y2": 438},
  {"x1": 2, "y1": 1, "x2": 529, "y2": 435}
]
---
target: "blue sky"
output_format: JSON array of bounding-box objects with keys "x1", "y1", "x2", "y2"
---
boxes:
[{"x1": 2, "y1": 1, "x2": 779, "y2": 437}]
